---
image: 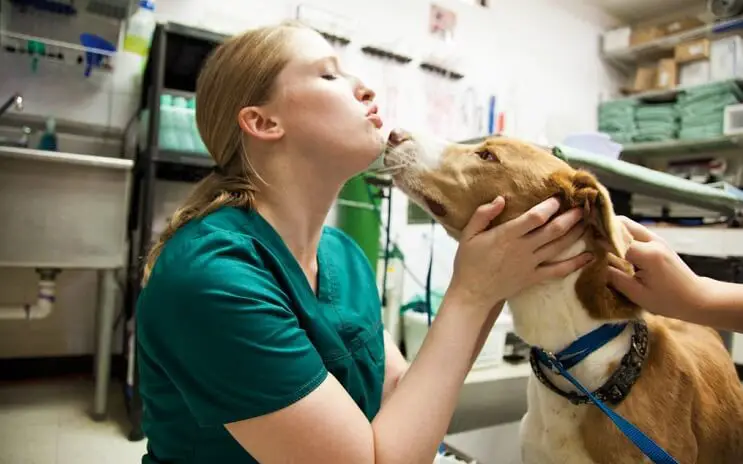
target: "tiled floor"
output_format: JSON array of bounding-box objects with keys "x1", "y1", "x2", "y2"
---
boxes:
[
  {"x1": 0, "y1": 376, "x2": 521, "y2": 464},
  {"x1": 0, "y1": 377, "x2": 147, "y2": 464}
]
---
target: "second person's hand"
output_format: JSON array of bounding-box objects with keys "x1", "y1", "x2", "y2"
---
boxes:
[
  {"x1": 607, "y1": 216, "x2": 709, "y2": 320},
  {"x1": 447, "y1": 196, "x2": 593, "y2": 315}
]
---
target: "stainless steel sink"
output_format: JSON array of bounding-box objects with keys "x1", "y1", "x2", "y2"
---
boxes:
[{"x1": 0, "y1": 146, "x2": 133, "y2": 269}]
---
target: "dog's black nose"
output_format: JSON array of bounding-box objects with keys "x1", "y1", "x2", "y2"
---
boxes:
[{"x1": 387, "y1": 129, "x2": 410, "y2": 148}]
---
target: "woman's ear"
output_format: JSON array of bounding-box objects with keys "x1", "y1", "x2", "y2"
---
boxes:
[
  {"x1": 237, "y1": 107, "x2": 284, "y2": 141},
  {"x1": 547, "y1": 169, "x2": 631, "y2": 259}
]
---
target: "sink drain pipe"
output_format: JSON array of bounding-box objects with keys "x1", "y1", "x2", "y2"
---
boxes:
[{"x1": 0, "y1": 269, "x2": 60, "y2": 320}]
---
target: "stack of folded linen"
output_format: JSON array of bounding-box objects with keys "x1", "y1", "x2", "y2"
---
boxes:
[
  {"x1": 677, "y1": 81, "x2": 743, "y2": 140},
  {"x1": 598, "y1": 99, "x2": 637, "y2": 145},
  {"x1": 634, "y1": 103, "x2": 679, "y2": 143}
]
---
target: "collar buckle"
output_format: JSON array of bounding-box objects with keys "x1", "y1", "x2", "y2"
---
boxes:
[{"x1": 543, "y1": 350, "x2": 562, "y2": 374}]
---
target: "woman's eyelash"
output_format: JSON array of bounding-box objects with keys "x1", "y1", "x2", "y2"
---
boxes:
[{"x1": 322, "y1": 73, "x2": 339, "y2": 80}]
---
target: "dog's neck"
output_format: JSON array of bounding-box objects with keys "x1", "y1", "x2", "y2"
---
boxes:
[{"x1": 508, "y1": 238, "x2": 634, "y2": 392}]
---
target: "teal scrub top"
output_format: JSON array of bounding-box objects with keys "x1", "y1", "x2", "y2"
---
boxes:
[{"x1": 136, "y1": 206, "x2": 386, "y2": 463}]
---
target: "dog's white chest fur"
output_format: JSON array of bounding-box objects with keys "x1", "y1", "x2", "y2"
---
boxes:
[{"x1": 509, "y1": 241, "x2": 632, "y2": 464}]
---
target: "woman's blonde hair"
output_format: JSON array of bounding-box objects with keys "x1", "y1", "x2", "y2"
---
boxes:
[{"x1": 142, "y1": 21, "x2": 307, "y2": 285}]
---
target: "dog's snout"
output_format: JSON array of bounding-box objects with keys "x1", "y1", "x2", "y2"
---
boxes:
[{"x1": 387, "y1": 129, "x2": 411, "y2": 148}]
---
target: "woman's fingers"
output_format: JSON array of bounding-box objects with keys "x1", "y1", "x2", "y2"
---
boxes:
[
  {"x1": 536, "y1": 252, "x2": 594, "y2": 280},
  {"x1": 503, "y1": 197, "x2": 562, "y2": 237},
  {"x1": 617, "y1": 216, "x2": 655, "y2": 243},
  {"x1": 527, "y1": 207, "x2": 583, "y2": 250},
  {"x1": 460, "y1": 197, "x2": 506, "y2": 242},
  {"x1": 533, "y1": 221, "x2": 587, "y2": 264},
  {"x1": 623, "y1": 240, "x2": 663, "y2": 270},
  {"x1": 607, "y1": 266, "x2": 645, "y2": 304}
]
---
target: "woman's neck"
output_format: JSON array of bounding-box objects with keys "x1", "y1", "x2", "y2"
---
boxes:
[{"x1": 253, "y1": 167, "x2": 342, "y2": 274}]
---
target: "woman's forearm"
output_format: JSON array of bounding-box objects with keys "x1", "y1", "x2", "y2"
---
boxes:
[
  {"x1": 696, "y1": 278, "x2": 743, "y2": 333},
  {"x1": 371, "y1": 293, "x2": 499, "y2": 464}
]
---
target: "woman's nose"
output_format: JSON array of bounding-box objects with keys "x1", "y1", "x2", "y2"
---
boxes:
[{"x1": 355, "y1": 83, "x2": 375, "y2": 103}]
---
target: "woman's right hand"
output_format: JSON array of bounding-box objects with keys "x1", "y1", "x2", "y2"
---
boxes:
[{"x1": 447, "y1": 196, "x2": 593, "y2": 314}]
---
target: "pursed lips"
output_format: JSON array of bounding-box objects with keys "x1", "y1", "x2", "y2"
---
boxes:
[{"x1": 366, "y1": 104, "x2": 383, "y2": 129}]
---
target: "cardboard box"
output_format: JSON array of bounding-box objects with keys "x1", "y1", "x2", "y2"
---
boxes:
[
  {"x1": 656, "y1": 59, "x2": 678, "y2": 89},
  {"x1": 711, "y1": 36, "x2": 743, "y2": 81},
  {"x1": 679, "y1": 60, "x2": 711, "y2": 87},
  {"x1": 603, "y1": 26, "x2": 631, "y2": 53},
  {"x1": 663, "y1": 17, "x2": 704, "y2": 36},
  {"x1": 675, "y1": 39, "x2": 711, "y2": 63},
  {"x1": 630, "y1": 25, "x2": 665, "y2": 46},
  {"x1": 633, "y1": 66, "x2": 657, "y2": 92}
]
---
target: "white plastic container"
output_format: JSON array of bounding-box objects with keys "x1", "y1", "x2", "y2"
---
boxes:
[
  {"x1": 187, "y1": 98, "x2": 208, "y2": 154},
  {"x1": 710, "y1": 36, "x2": 743, "y2": 81},
  {"x1": 403, "y1": 306, "x2": 514, "y2": 370},
  {"x1": 679, "y1": 60, "x2": 711, "y2": 87},
  {"x1": 123, "y1": 0, "x2": 156, "y2": 59},
  {"x1": 171, "y1": 96, "x2": 196, "y2": 152},
  {"x1": 602, "y1": 27, "x2": 631, "y2": 53},
  {"x1": 157, "y1": 94, "x2": 179, "y2": 151}
]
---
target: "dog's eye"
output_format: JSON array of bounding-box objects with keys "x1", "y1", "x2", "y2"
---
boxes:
[{"x1": 475, "y1": 149, "x2": 498, "y2": 162}]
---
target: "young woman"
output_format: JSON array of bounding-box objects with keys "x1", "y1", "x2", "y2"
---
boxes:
[{"x1": 136, "y1": 21, "x2": 591, "y2": 464}]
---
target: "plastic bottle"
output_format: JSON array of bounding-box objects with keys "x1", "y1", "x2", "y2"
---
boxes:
[
  {"x1": 123, "y1": 1, "x2": 156, "y2": 60},
  {"x1": 172, "y1": 96, "x2": 196, "y2": 152},
  {"x1": 36, "y1": 117, "x2": 58, "y2": 151},
  {"x1": 158, "y1": 94, "x2": 179, "y2": 151},
  {"x1": 187, "y1": 98, "x2": 208, "y2": 155}
]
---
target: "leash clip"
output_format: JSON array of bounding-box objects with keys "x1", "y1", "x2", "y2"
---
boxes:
[{"x1": 543, "y1": 351, "x2": 562, "y2": 374}]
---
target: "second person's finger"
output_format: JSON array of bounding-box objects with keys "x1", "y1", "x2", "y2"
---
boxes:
[{"x1": 617, "y1": 216, "x2": 656, "y2": 243}]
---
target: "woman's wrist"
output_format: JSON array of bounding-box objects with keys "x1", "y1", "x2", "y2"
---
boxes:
[{"x1": 443, "y1": 280, "x2": 500, "y2": 318}]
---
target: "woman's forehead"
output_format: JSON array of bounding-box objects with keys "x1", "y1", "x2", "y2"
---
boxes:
[{"x1": 285, "y1": 29, "x2": 338, "y2": 66}]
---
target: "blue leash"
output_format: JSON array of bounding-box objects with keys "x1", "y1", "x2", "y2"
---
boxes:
[
  {"x1": 534, "y1": 324, "x2": 679, "y2": 464},
  {"x1": 425, "y1": 219, "x2": 435, "y2": 327}
]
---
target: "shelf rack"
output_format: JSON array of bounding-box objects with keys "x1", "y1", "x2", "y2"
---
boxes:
[
  {"x1": 602, "y1": 15, "x2": 743, "y2": 65},
  {"x1": 122, "y1": 21, "x2": 228, "y2": 442},
  {"x1": 620, "y1": 134, "x2": 743, "y2": 159},
  {"x1": 0, "y1": 29, "x2": 116, "y2": 74},
  {"x1": 618, "y1": 78, "x2": 743, "y2": 101}
]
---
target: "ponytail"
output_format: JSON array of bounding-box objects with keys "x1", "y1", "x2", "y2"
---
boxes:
[{"x1": 141, "y1": 172, "x2": 256, "y2": 285}]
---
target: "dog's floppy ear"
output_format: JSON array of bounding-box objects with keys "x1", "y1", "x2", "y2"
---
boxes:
[{"x1": 548, "y1": 169, "x2": 631, "y2": 259}]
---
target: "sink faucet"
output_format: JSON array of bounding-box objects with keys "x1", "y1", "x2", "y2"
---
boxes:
[
  {"x1": 0, "y1": 93, "x2": 32, "y2": 148},
  {"x1": 0, "y1": 93, "x2": 23, "y2": 118}
]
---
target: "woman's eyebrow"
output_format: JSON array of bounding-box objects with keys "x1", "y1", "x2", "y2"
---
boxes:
[{"x1": 311, "y1": 55, "x2": 340, "y2": 68}]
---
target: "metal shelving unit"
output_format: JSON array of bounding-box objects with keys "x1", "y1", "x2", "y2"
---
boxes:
[
  {"x1": 620, "y1": 134, "x2": 743, "y2": 159},
  {"x1": 602, "y1": 15, "x2": 743, "y2": 65},
  {"x1": 616, "y1": 78, "x2": 743, "y2": 102},
  {"x1": 597, "y1": 18, "x2": 743, "y2": 197},
  {"x1": 123, "y1": 22, "x2": 227, "y2": 442}
]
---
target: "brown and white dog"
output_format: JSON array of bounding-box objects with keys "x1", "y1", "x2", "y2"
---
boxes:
[{"x1": 382, "y1": 130, "x2": 743, "y2": 464}]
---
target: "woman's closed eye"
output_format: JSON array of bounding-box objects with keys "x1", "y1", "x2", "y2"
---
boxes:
[{"x1": 321, "y1": 73, "x2": 339, "y2": 80}]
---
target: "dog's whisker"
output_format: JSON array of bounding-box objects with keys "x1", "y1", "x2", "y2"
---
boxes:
[{"x1": 368, "y1": 164, "x2": 407, "y2": 175}]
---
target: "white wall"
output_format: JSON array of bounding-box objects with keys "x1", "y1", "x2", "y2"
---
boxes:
[{"x1": 0, "y1": 0, "x2": 620, "y2": 357}]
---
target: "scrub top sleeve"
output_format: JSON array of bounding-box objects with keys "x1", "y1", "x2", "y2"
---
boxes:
[{"x1": 164, "y1": 234, "x2": 328, "y2": 428}]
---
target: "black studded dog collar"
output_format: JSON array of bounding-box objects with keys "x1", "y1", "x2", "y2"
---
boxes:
[{"x1": 528, "y1": 319, "x2": 649, "y2": 406}]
